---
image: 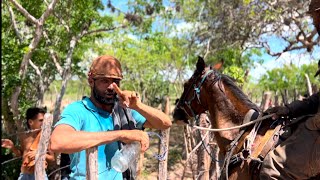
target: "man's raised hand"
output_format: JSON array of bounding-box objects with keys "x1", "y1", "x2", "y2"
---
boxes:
[{"x1": 112, "y1": 83, "x2": 140, "y2": 108}]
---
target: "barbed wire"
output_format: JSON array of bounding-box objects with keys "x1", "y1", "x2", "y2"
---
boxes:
[
  {"x1": 4, "y1": 128, "x2": 42, "y2": 137},
  {"x1": 47, "y1": 165, "x2": 70, "y2": 177},
  {"x1": 1, "y1": 156, "x2": 22, "y2": 165},
  {"x1": 147, "y1": 131, "x2": 168, "y2": 161},
  {"x1": 3, "y1": 125, "x2": 54, "y2": 138},
  {"x1": 2, "y1": 129, "x2": 169, "y2": 178}
]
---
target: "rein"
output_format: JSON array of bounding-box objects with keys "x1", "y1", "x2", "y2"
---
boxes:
[
  {"x1": 190, "y1": 114, "x2": 275, "y2": 132},
  {"x1": 177, "y1": 65, "x2": 285, "y2": 179}
]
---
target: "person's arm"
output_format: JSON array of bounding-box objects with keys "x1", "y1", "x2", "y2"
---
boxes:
[
  {"x1": 134, "y1": 102, "x2": 172, "y2": 130},
  {"x1": 1, "y1": 139, "x2": 22, "y2": 157},
  {"x1": 45, "y1": 149, "x2": 55, "y2": 163},
  {"x1": 287, "y1": 93, "x2": 319, "y2": 118},
  {"x1": 265, "y1": 92, "x2": 319, "y2": 120},
  {"x1": 50, "y1": 124, "x2": 149, "y2": 154},
  {"x1": 112, "y1": 83, "x2": 172, "y2": 130}
]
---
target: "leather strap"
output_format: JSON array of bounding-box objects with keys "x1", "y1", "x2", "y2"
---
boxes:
[{"x1": 252, "y1": 124, "x2": 281, "y2": 159}]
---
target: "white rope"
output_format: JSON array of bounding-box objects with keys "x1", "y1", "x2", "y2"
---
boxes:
[{"x1": 191, "y1": 114, "x2": 274, "y2": 132}]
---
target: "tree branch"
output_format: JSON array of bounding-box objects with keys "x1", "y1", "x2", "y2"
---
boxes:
[
  {"x1": 6, "y1": 2, "x2": 23, "y2": 43},
  {"x1": 42, "y1": 30, "x2": 63, "y2": 75},
  {"x1": 8, "y1": 0, "x2": 38, "y2": 24},
  {"x1": 81, "y1": 25, "x2": 127, "y2": 37},
  {"x1": 39, "y1": 0, "x2": 59, "y2": 24},
  {"x1": 28, "y1": 59, "x2": 42, "y2": 79},
  {"x1": 9, "y1": 0, "x2": 59, "y2": 125},
  {"x1": 52, "y1": 12, "x2": 70, "y2": 33}
]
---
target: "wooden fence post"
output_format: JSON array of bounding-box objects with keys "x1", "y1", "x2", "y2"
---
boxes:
[
  {"x1": 86, "y1": 147, "x2": 98, "y2": 180},
  {"x1": 261, "y1": 91, "x2": 272, "y2": 111},
  {"x1": 197, "y1": 114, "x2": 211, "y2": 180},
  {"x1": 35, "y1": 113, "x2": 53, "y2": 179},
  {"x1": 158, "y1": 96, "x2": 171, "y2": 180}
]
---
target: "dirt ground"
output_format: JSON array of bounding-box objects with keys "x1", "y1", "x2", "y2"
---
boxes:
[
  {"x1": 141, "y1": 160, "x2": 193, "y2": 180},
  {"x1": 137, "y1": 123, "x2": 195, "y2": 180}
]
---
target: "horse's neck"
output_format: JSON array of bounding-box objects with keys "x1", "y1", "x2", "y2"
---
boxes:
[
  {"x1": 206, "y1": 83, "x2": 252, "y2": 152},
  {"x1": 207, "y1": 104, "x2": 242, "y2": 152}
]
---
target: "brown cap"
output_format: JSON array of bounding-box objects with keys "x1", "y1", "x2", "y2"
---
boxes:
[{"x1": 88, "y1": 55, "x2": 123, "y2": 79}]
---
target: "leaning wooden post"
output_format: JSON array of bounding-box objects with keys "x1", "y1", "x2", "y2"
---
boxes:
[
  {"x1": 86, "y1": 147, "x2": 98, "y2": 180},
  {"x1": 261, "y1": 91, "x2": 272, "y2": 111},
  {"x1": 158, "y1": 96, "x2": 171, "y2": 180},
  {"x1": 35, "y1": 113, "x2": 53, "y2": 179},
  {"x1": 304, "y1": 73, "x2": 313, "y2": 96}
]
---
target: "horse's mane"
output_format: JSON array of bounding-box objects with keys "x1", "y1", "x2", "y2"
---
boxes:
[{"x1": 212, "y1": 72, "x2": 260, "y2": 112}]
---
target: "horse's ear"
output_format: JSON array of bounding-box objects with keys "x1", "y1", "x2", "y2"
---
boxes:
[
  {"x1": 212, "y1": 59, "x2": 224, "y2": 70},
  {"x1": 196, "y1": 56, "x2": 206, "y2": 73}
]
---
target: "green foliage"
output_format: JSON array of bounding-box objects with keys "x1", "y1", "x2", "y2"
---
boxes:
[
  {"x1": 1, "y1": 141, "x2": 22, "y2": 180},
  {"x1": 206, "y1": 47, "x2": 262, "y2": 84},
  {"x1": 258, "y1": 62, "x2": 318, "y2": 100},
  {"x1": 168, "y1": 148, "x2": 183, "y2": 168},
  {"x1": 89, "y1": 29, "x2": 192, "y2": 106}
]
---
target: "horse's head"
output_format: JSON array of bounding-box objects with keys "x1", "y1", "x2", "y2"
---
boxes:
[{"x1": 173, "y1": 56, "x2": 223, "y2": 124}]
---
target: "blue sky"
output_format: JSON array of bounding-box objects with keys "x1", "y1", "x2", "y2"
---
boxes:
[
  {"x1": 250, "y1": 39, "x2": 319, "y2": 81},
  {"x1": 101, "y1": 0, "x2": 320, "y2": 82}
]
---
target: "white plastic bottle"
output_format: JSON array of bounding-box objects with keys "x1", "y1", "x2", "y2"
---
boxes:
[{"x1": 111, "y1": 142, "x2": 141, "y2": 172}]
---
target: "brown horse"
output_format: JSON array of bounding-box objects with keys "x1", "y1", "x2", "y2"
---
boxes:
[{"x1": 173, "y1": 57, "x2": 280, "y2": 180}]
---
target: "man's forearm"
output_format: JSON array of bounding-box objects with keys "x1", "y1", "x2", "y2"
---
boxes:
[
  {"x1": 135, "y1": 102, "x2": 172, "y2": 130},
  {"x1": 287, "y1": 93, "x2": 319, "y2": 117},
  {"x1": 50, "y1": 125, "x2": 145, "y2": 154},
  {"x1": 51, "y1": 129, "x2": 122, "y2": 153}
]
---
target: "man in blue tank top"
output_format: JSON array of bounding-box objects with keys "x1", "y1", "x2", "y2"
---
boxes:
[{"x1": 50, "y1": 55, "x2": 172, "y2": 180}]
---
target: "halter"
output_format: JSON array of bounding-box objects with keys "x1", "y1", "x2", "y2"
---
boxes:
[
  {"x1": 178, "y1": 69, "x2": 221, "y2": 125},
  {"x1": 177, "y1": 69, "x2": 223, "y2": 163}
]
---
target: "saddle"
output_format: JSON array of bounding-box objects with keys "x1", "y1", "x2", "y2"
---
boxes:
[
  {"x1": 22, "y1": 132, "x2": 48, "y2": 170},
  {"x1": 221, "y1": 113, "x2": 283, "y2": 180}
]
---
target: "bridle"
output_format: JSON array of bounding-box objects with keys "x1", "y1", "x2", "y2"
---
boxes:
[
  {"x1": 177, "y1": 69, "x2": 223, "y2": 163},
  {"x1": 177, "y1": 69, "x2": 221, "y2": 123}
]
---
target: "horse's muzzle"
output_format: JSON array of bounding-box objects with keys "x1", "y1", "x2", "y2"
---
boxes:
[{"x1": 173, "y1": 107, "x2": 189, "y2": 124}]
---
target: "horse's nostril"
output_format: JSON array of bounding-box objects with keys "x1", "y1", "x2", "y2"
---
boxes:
[{"x1": 173, "y1": 108, "x2": 189, "y2": 124}]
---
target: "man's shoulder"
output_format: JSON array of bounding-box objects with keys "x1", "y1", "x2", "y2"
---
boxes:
[
  {"x1": 63, "y1": 100, "x2": 86, "y2": 111},
  {"x1": 20, "y1": 134, "x2": 36, "y2": 149}
]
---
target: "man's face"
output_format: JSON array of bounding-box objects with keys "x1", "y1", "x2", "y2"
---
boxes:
[
  {"x1": 28, "y1": 113, "x2": 45, "y2": 130},
  {"x1": 92, "y1": 77, "x2": 121, "y2": 105}
]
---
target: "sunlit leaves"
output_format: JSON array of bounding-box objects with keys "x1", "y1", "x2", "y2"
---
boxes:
[{"x1": 258, "y1": 62, "x2": 318, "y2": 98}]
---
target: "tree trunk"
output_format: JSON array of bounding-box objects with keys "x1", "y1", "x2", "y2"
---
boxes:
[
  {"x1": 2, "y1": 97, "x2": 16, "y2": 136},
  {"x1": 8, "y1": 0, "x2": 59, "y2": 131},
  {"x1": 53, "y1": 36, "x2": 77, "y2": 123}
]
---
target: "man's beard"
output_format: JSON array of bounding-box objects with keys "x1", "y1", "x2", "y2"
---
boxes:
[{"x1": 93, "y1": 84, "x2": 117, "y2": 105}]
